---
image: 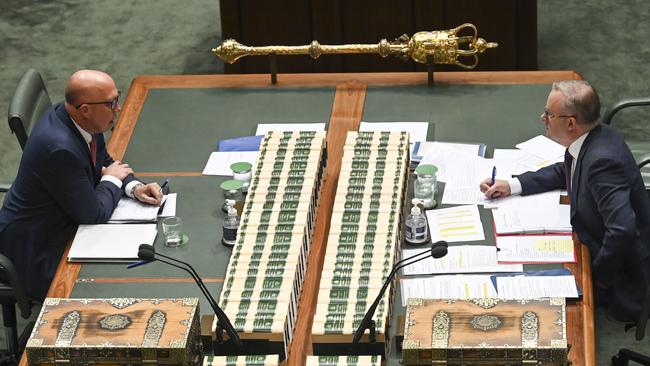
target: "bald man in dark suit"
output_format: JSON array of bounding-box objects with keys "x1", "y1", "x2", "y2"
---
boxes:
[{"x1": 0, "y1": 70, "x2": 163, "y2": 300}]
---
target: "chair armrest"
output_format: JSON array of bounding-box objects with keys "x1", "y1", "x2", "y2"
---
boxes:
[
  {"x1": 0, "y1": 183, "x2": 11, "y2": 192},
  {"x1": 602, "y1": 97, "x2": 650, "y2": 126}
]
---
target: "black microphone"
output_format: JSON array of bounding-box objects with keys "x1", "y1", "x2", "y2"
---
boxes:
[
  {"x1": 352, "y1": 240, "x2": 448, "y2": 344},
  {"x1": 134, "y1": 244, "x2": 243, "y2": 348}
]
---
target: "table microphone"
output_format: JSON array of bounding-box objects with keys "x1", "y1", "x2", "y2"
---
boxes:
[
  {"x1": 134, "y1": 244, "x2": 243, "y2": 348},
  {"x1": 352, "y1": 240, "x2": 449, "y2": 344}
]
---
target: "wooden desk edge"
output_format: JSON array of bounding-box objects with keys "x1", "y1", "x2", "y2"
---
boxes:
[{"x1": 35, "y1": 70, "x2": 594, "y2": 366}]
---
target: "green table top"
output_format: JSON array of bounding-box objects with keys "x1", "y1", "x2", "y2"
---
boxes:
[
  {"x1": 123, "y1": 87, "x2": 335, "y2": 172},
  {"x1": 363, "y1": 84, "x2": 550, "y2": 156}
]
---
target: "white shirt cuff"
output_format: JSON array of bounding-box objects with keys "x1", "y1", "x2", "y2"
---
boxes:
[
  {"x1": 100, "y1": 175, "x2": 122, "y2": 189},
  {"x1": 125, "y1": 180, "x2": 143, "y2": 198},
  {"x1": 507, "y1": 177, "x2": 523, "y2": 195}
]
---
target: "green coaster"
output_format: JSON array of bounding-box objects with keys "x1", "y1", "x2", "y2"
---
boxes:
[{"x1": 230, "y1": 161, "x2": 253, "y2": 173}]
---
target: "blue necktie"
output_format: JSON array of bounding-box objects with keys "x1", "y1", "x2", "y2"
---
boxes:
[{"x1": 564, "y1": 149, "x2": 573, "y2": 193}]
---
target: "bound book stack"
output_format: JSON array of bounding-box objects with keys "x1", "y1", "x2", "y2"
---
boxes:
[
  {"x1": 306, "y1": 355, "x2": 382, "y2": 366},
  {"x1": 203, "y1": 355, "x2": 279, "y2": 366},
  {"x1": 216, "y1": 131, "x2": 327, "y2": 359},
  {"x1": 312, "y1": 131, "x2": 409, "y2": 357}
]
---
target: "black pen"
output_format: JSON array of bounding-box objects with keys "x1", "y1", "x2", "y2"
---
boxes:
[{"x1": 159, "y1": 179, "x2": 169, "y2": 193}]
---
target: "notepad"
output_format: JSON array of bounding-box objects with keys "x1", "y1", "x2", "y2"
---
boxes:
[
  {"x1": 68, "y1": 224, "x2": 157, "y2": 262},
  {"x1": 108, "y1": 196, "x2": 168, "y2": 223}
]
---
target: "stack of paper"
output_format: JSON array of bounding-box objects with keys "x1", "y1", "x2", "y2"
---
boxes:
[
  {"x1": 496, "y1": 234, "x2": 576, "y2": 263},
  {"x1": 402, "y1": 245, "x2": 523, "y2": 275},
  {"x1": 492, "y1": 201, "x2": 571, "y2": 234},
  {"x1": 108, "y1": 196, "x2": 169, "y2": 223},
  {"x1": 68, "y1": 224, "x2": 157, "y2": 262}
]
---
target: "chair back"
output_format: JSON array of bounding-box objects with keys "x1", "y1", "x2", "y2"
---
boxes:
[
  {"x1": 7, "y1": 69, "x2": 51, "y2": 151},
  {"x1": 0, "y1": 254, "x2": 31, "y2": 320}
]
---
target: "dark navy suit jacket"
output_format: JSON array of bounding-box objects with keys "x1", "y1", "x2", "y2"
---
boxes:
[
  {"x1": 517, "y1": 124, "x2": 650, "y2": 321},
  {"x1": 0, "y1": 103, "x2": 135, "y2": 300}
]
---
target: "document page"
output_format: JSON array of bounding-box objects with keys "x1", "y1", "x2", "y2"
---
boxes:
[
  {"x1": 496, "y1": 275, "x2": 579, "y2": 299},
  {"x1": 68, "y1": 224, "x2": 157, "y2": 262},
  {"x1": 496, "y1": 234, "x2": 576, "y2": 263},
  {"x1": 492, "y1": 200, "x2": 571, "y2": 234},
  {"x1": 425, "y1": 205, "x2": 485, "y2": 242},
  {"x1": 359, "y1": 121, "x2": 429, "y2": 142},
  {"x1": 108, "y1": 196, "x2": 168, "y2": 223},
  {"x1": 202, "y1": 151, "x2": 259, "y2": 176},
  {"x1": 515, "y1": 135, "x2": 565, "y2": 161},
  {"x1": 402, "y1": 245, "x2": 523, "y2": 275},
  {"x1": 401, "y1": 275, "x2": 497, "y2": 305},
  {"x1": 255, "y1": 123, "x2": 326, "y2": 135},
  {"x1": 158, "y1": 193, "x2": 177, "y2": 217}
]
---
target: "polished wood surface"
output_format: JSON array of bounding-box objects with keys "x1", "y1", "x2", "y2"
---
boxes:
[
  {"x1": 287, "y1": 81, "x2": 367, "y2": 364},
  {"x1": 32, "y1": 71, "x2": 594, "y2": 366}
]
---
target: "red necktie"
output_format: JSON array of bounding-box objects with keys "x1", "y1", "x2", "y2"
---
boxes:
[
  {"x1": 564, "y1": 149, "x2": 573, "y2": 193},
  {"x1": 89, "y1": 135, "x2": 97, "y2": 166}
]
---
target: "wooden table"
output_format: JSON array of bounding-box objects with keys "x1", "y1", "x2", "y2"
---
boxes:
[{"x1": 21, "y1": 71, "x2": 594, "y2": 366}]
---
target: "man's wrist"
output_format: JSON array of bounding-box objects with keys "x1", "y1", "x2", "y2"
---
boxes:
[{"x1": 126, "y1": 181, "x2": 144, "y2": 199}]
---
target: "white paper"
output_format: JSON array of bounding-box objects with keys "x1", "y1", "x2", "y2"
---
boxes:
[
  {"x1": 108, "y1": 196, "x2": 166, "y2": 223},
  {"x1": 202, "y1": 151, "x2": 258, "y2": 176},
  {"x1": 359, "y1": 122, "x2": 429, "y2": 142},
  {"x1": 493, "y1": 148, "x2": 563, "y2": 175},
  {"x1": 402, "y1": 246, "x2": 523, "y2": 275},
  {"x1": 416, "y1": 141, "x2": 484, "y2": 159},
  {"x1": 496, "y1": 235, "x2": 575, "y2": 263},
  {"x1": 68, "y1": 224, "x2": 157, "y2": 262},
  {"x1": 255, "y1": 123, "x2": 325, "y2": 135},
  {"x1": 483, "y1": 189, "x2": 562, "y2": 209},
  {"x1": 496, "y1": 275, "x2": 579, "y2": 299},
  {"x1": 401, "y1": 275, "x2": 497, "y2": 305},
  {"x1": 425, "y1": 205, "x2": 485, "y2": 242},
  {"x1": 492, "y1": 200, "x2": 571, "y2": 234},
  {"x1": 159, "y1": 193, "x2": 177, "y2": 217},
  {"x1": 515, "y1": 135, "x2": 565, "y2": 161}
]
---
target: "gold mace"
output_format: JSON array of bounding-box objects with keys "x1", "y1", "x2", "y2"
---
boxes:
[{"x1": 212, "y1": 23, "x2": 498, "y2": 69}]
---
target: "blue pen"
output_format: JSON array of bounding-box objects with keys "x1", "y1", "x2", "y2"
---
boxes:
[
  {"x1": 491, "y1": 166, "x2": 497, "y2": 186},
  {"x1": 127, "y1": 260, "x2": 153, "y2": 269}
]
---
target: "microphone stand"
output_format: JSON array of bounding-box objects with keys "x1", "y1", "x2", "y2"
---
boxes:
[
  {"x1": 352, "y1": 242, "x2": 448, "y2": 344},
  {"x1": 154, "y1": 252, "x2": 242, "y2": 347},
  {"x1": 133, "y1": 248, "x2": 243, "y2": 348}
]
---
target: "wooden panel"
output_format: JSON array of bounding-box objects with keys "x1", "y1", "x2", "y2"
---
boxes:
[
  {"x1": 218, "y1": 0, "x2": 537, "y2": 73},
  {"x1": 219, "y1": 0, "x2": 243, "y2": 73},
  {"x1": 339, "y1": 0, "x2": 415, "y2": 72},
  {"x1": 311, "y1": 0, "x2": 344, "y2": 72},
  {"x1": 224, "y1": 0, "x2": 316, "y2": 73},
  {"x1": 444, "y1": 0, "x2": 517, "y2": 71}
]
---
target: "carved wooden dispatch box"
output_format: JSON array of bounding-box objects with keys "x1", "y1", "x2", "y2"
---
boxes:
[
  {"x1": 402, "y1": 298, "x2": 568, "y2": 365},
  {"x1": 26, "y1": 298, "x2": 202, "y2": 365}
]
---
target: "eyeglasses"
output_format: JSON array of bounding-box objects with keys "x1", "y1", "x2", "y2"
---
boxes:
[
  {"x1": 541, "y1": 109, "x2": 574, "y2": 122},
  {"x1": 76, "y1": 91, "x2": 121, "y2": 110}
]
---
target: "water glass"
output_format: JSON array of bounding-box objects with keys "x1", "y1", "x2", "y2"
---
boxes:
[{"x1": 162, "y1": 216, "x2": 184, "y2": 247}]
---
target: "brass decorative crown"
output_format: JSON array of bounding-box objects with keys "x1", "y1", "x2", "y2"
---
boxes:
[{"x1": 213, "y1": 23, "x2": 497, "y2": 69}]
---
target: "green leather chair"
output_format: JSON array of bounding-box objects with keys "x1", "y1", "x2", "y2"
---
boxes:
[
  {"x1": 602, "y1": 97, "x2": 650, "y2": 188},
  {"x1": 7, "y1": 69, "x2": 51, "y2": 151},
  {"x1": 2, "y1": 69, "x2": 51, "y2": 194}
]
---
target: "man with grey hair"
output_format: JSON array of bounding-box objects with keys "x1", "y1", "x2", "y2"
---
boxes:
[{"x1": 480, "y1": 80, "x2": 650, "y2": 322}]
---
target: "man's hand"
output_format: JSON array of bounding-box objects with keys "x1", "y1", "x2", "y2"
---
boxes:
[
  {"x1": 133, "y1": 183, "x2": 164, "y2": 206},
  {"x1": 102, "y1": 161, "x2": 133, "y2": 180},
  {"x1": 479, "y1": 178, "x2": 512, "y2": 199}
]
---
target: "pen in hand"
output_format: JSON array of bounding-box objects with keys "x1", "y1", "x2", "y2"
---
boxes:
[
  {"x1": 159, "y1": 179, "x2": 169, "y2": 193},
  {"x1": 491, "y1": 166, "x2": 497, "y2": 186}
]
